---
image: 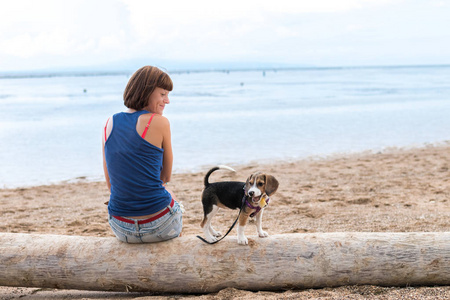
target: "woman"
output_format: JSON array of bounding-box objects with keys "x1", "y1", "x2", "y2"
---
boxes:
[{"x1": 102, "y1": 66, "x2": 182, "y2": 243}]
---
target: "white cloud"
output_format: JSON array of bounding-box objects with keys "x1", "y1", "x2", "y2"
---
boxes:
[
  {"x1": 1, "y1": 30, "x2": 73, "y2": 58},
  {"x1": 0, "y1": 0, "x2": 131, "y2": 64},
  {"x1": 0, "y1": 0, "x2": 449, "y2": 71}
]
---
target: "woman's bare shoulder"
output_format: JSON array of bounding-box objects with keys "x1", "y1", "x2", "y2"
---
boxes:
[
  {"x1": 152, "y1": 114, "x2": 170, "y2": 127},
  {"x1": 138, "y1": 112, "x2": 169, "y2": 124}
]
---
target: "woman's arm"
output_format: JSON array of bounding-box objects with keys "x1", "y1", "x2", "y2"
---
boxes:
[
  {"x1": 160, "y1": 117, "x2": 173, "y2": 184},
  {"x1": 102, "y1": 145, "x2": 111, "y2": 192},
  {"x1": 103, "y1": 117, "x2": 112, "y2": 192}
]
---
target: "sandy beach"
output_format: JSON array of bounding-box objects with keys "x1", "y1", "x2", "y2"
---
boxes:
[{"x1": 1, "y1": 144, "x2": 449, "y2": 299}]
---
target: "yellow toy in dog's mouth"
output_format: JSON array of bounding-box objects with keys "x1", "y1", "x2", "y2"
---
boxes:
[
  {"x1": 250, "y1": 195, "x2": 269, "y2": 207},
  {"x1": 251, "y1": 196, "x2": 260, "y2": 204},
  {"x1": 260, "y1": 195, "x2": 267, "y2": 207}
]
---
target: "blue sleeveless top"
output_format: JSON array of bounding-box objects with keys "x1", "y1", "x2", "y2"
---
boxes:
[{"x1": 105, "y1": 110, "x2": 171, "y2": 216}]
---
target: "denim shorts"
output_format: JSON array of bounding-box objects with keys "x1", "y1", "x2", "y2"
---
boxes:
[{"x1": 108, "y1": 200, "x2": 183, "y2": 243}]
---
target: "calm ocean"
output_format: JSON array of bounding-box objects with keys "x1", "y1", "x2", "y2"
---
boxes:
[{"x1": 1, "y1": 65, "x2": 450, "y2": 188}]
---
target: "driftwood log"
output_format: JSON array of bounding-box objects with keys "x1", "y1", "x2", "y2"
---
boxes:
[{"x1": 0, "y1": 232, "x2": 449, "y2": 293}]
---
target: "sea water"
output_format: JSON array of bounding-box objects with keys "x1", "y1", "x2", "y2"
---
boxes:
[{"x1": 1, "y1": 65, "x2": 450, "y2": 187}]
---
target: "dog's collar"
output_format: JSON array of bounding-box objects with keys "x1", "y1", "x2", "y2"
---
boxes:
[
  {"x1": 245, "y1": 195, "x2": 270, "y2": 218},
  {"x1": 246, "y1": 199, "x2": 259, "y2": 210}
]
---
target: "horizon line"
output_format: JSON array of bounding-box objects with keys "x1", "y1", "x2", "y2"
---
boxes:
[{"x1": 1, "y1": 63, "x2": 450, "y2": 79}]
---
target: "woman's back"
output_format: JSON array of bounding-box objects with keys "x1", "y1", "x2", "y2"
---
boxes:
[{"x1": 105, "y1": 110, "x2": 171, "y2": 217}]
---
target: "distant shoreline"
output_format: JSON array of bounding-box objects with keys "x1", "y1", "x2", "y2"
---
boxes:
[
  {"x1": 2, "y1": 142, "x2": 449, "y2": 190},
  {"x1": 1, "y1": 63, "x2": 450, "y2": 79}
]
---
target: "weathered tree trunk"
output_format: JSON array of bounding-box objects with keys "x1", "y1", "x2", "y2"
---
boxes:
[{"x1": 0, "y1": 232, "x2": 449, "y2": 293}]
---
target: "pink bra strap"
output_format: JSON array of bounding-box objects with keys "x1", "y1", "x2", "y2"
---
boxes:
[{"x1": 141, "y1": 113, "x2": 155, "y2": 138}]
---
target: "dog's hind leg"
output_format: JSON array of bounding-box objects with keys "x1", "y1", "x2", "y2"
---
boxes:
[
  {"x1": 201, "y1": 205, "x2": 221, "y2": 242},
  {"x1": 207, "y1": 205, "x2": 222, "y2": 238}
]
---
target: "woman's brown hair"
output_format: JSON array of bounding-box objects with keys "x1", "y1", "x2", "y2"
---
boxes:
[{"x1": 123, "y1": 66, "x2": 173, "y2": 110}]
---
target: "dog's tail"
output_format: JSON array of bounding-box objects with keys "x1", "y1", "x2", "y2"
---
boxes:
[{"x1": 204, "y1": 165, "x2": 236, "y2": 187}]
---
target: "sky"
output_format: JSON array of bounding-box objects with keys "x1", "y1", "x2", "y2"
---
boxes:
[{"x1": 1, "y1": 0, "x2": 450, "y2": 72}]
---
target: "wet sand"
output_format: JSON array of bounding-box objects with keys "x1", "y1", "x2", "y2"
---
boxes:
[{"x1": 1, "y1": 144, "x2": 449, "y2": 299}]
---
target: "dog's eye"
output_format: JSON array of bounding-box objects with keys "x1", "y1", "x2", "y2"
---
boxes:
[{"x1": 258, "y1": 182, "x2": 264, "y2": 187}]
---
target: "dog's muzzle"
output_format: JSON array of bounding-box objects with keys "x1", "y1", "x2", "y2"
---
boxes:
[{"x1": 248, "y1": 191, "x2": 261, "y2": 204}]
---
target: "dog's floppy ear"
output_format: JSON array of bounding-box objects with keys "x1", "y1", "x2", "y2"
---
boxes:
[{"x1": 264, "y1": 175, "x2": 279, "y2": 196}]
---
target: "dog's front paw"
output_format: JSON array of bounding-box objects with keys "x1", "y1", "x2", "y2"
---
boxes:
[
  {"x1": 258, "y1": 230, "x2": 269, "y2": 238},
  {"x1": 206, "y1": 236, "x2": 217, "y2": 243},
  {"x1": 237, "y1": 235, "x2": 248, "y2": 245},
  {"x1": 211, "y1": 230, "x2": 222, "y2": 237},
  {"x1": 203, "y1": 233, "x2": 217, "y2": 243}
]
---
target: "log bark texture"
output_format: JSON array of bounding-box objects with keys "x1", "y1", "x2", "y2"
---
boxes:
[{"x1": 0, "y1": 232, "x2": 449, "y2": 293}]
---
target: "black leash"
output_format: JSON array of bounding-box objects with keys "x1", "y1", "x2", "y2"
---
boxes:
[{"x1": 197, "y1": 196, "x2": 246, "y2": 245}]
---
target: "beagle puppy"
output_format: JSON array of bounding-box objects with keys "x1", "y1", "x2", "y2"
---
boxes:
[{"x1": 200, "y1": 165, "x2": 279, "y2": 245}]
